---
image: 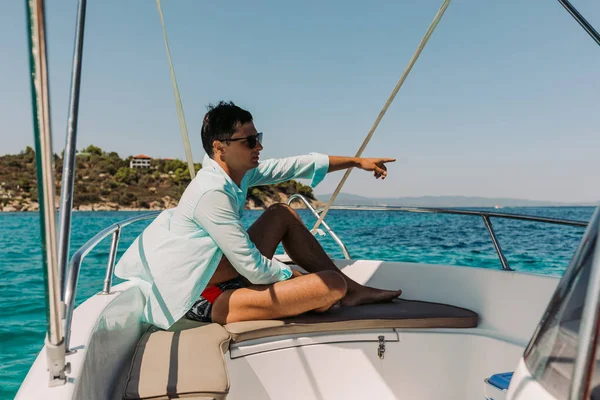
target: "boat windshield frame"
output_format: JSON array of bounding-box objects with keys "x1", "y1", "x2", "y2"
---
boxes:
[{"x1": 523, "y1": 206, "x2": 600, "y2": 399}]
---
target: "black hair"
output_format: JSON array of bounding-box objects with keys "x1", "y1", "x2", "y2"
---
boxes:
[{"x1": 201, "y1": 101, "x2": 253, "y2": 157}]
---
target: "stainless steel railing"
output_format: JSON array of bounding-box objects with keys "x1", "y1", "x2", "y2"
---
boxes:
[
  {"x1": 63, "y1": 198, "x2": 588, "y2": 351},
  {"x1": 287, "y1": 194, "x2": 351, "y2": 259},
  {"x1": 63, "y1": 211, "x2": 160, "y2": 352},
  {"x1": 288, "y1": 195, "x2": 588, "y2": 272}
]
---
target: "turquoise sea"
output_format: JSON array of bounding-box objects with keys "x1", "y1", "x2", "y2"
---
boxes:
[{"x1": 0, "y1": 206, "x2": 595, "y2": 398}]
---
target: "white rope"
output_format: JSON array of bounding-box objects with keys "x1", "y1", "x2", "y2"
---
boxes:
[
  {"x1": 156, "y1": 0, "x2": 195, "y2": 179},
  {"x1": 311, "y1": 0, "x2": 451, "y2": 233}
]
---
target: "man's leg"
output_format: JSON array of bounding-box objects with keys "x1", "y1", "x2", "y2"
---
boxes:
[
  {"x1": 209, "y1": 203, "x2": 402, "y2": 323},
  {"x1": 253, "y1": 203, "x2": 402, "y2": 306},
  {"x1": 211, "y1": 270, "x2": 347, "y2": 324}
]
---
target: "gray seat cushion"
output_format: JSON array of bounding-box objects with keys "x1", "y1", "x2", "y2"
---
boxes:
[
  {"x1": 225, "y1": 299, "x2": 478, "y2": 343},
  {"x1": 123, "y1": 323, "x2": 230, "y2": 400}
]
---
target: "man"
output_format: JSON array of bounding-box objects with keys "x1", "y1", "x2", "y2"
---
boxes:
[{"x1": 115, "y1": 101, "x2": 401, "y2": 330}]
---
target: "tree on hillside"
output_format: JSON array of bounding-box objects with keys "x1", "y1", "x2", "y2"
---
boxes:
[
  {"x1": 97, "y1": 155, "x2": 127, "y2": 175},
  {"x1": 115, "y1": 167, "x2": 139, "y2": 184},
  {"x1": 155, "y1": 159, "x2": 187, "y2": 174},
  {"x1": 84, "y1": 145, "x2": 103, "y2": 156}
]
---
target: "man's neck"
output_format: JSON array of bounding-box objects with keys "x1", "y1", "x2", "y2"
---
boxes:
[{"x1": 214, "y1": 157, "x2": 245, "y2": 187}]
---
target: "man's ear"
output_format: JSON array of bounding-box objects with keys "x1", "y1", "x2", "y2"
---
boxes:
[{"x1": 213, "y1": 140, "x2": 225, "y2": 155}]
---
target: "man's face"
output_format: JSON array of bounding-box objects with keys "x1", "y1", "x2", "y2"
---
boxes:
[{"x1": 219, "y1": 121, "x2": 263, "y2": 171}]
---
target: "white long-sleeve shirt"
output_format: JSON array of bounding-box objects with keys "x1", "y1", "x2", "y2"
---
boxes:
[{"x1": 114, "y1": 153, "x2": 329, "y2": 329}]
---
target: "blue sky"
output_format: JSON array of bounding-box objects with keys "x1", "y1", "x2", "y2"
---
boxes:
[{"x1": 1, "y1": 1, "x2": 599, "y2": 202}]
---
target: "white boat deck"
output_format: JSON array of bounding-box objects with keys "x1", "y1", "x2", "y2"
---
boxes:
[{"x1": 17, "y1": 259, "x2": 559, "y2": 400}]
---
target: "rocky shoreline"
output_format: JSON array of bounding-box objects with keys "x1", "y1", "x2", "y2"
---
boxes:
[{"x1": 0, "y1": 193, "x2": 324, "y2": 213}]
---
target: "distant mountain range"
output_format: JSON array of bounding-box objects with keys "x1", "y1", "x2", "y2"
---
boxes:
[{"x1": 316, "y1": 193, "x2": 598, "y2": 208}]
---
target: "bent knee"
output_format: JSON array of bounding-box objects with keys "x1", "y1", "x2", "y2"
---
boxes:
[
  {"x1": 315, "y1": 270, "x2": 347, "y2": 300},
  {"x1": 266, "y1": 203, "x2": 299, "y2": 220}
]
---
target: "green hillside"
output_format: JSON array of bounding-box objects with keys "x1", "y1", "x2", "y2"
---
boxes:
[{"x1": 0, "y1": 146, "x2": 316, "y2": 212}]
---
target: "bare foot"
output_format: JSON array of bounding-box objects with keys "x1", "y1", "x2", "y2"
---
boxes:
[{"x1": 340, "y1": 286, "x2": 402, "y2": 307}]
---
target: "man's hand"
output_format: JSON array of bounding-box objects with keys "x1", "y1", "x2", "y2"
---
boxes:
[
  {"x1": 357, "y1": 158, "x2": 395, "y2": 179},
  {"x1": 291, "y1": 269, "x2": 305, "y2": 278},
  {"x1": 327, "y1": 156, "x2": 396, "y2": 178}
]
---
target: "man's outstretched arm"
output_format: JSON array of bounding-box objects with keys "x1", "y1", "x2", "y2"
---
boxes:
[{"x1": 327, "y1": 156, "x2": 396, "y2": 179}]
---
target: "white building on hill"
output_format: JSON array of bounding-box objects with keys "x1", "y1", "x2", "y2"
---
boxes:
[{"x1": 130, "y1": 154, "x2": 151, "y2": 169}]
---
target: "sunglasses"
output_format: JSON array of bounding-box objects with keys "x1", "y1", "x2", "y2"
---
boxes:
[{"x1": 221, "y1": 132, "x2": 263, "y2": 149}]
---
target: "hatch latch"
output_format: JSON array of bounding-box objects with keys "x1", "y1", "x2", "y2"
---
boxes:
[{"x1": 378, "y1": 335, "x2": 386, "y2": 360}]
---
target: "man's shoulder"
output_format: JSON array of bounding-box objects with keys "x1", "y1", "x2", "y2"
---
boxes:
[
  {"x1": 194, "y1": 167, "x2": 227, "y2": 189},
  {"x1": 179, "y1": 168, "x2": 231, "y2": 204}
]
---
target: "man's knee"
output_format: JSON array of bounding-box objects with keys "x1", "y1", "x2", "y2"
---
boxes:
[
  {"x1": 315, "y1": 270, "x2": 347, "y2": 300},
  {"x1": 266, "y1": 203, "x2": 299, "y2": 221}
]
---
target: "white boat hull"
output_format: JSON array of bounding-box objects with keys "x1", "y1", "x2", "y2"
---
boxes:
[{"x1": 16, "y1": 260, "x2": 560, "y2": 400}]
